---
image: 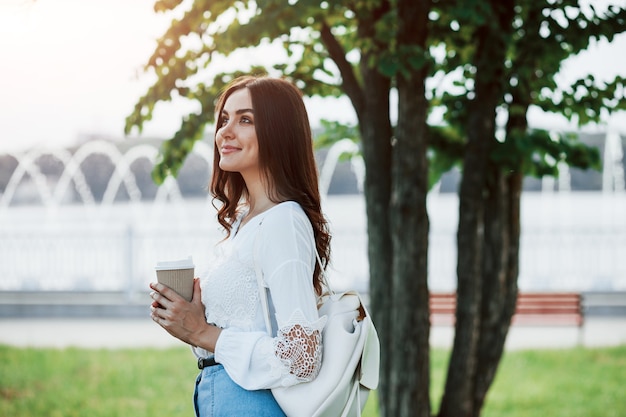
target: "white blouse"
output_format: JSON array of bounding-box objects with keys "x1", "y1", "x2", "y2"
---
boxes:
[{"x1": 194, "y1": 201, "x2": 326, "y2": 390}]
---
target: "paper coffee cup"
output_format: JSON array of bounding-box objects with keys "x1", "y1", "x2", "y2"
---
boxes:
[{"x1": 155, "y1": 256, "x2": 195, "y2": 301}]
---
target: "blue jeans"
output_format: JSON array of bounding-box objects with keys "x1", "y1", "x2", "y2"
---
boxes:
[{"x1": 193, "y1": 364, "x2": 286, "y2": 417}]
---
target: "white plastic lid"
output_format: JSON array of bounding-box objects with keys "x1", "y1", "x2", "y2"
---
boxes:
[{"x1": 155, "y1": 256, "x2": 194, "y2": 271}]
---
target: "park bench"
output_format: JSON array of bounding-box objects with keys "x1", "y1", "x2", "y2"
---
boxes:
[{"x1": 429, "y1": 292, "x2": 584, "y2": 328}]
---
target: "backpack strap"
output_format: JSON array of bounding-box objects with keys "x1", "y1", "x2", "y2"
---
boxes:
[
  {"x1": 253, "y1": 220, "x2": 274, "y2": 337},
  {"x1": 253, "y1": 218, "x2": 328, "y2": 335}
]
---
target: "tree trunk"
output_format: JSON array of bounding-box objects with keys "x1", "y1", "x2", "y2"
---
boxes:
[
  {"x1": 351, "y1": 3, "x2": 396, "y2": 415},
  {"x1": 469, "y1": 94, "x2": 529, "y2": 414},
  {"x1": 439, "y1": 2, "x2": 514, "y2": 416},
  {"x1": 388, "y1": 1, "x2": 431, "y2": 416},
  {"x1": 439, "y1": 96, "x2": 488, "y2": 417},
  {"x1": 357, "y1": 64, "x2": 393, "y2": 417},
  {"x1": 471, "y1": 167, "x2": 521, "y2": 416},
  {"x1": 471, "y1": 13, "x2": 529, "y2": 412}
]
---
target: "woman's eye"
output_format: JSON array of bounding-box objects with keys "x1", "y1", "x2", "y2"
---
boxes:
[
  {"x1": 220, "y1": 117, "x2": 229, "y2": 126},
  {"x1": 240, "y1": 116, "x2": 252, "y2": 124}
]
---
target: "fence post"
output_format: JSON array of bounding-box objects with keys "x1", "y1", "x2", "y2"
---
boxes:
[{"x1": 125, "y1": 224, "x2": 134, "y2": 301}]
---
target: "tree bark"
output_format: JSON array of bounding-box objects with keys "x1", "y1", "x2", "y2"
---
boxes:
[
  {"x1": 327, "y1": 3, "x2": 395, "y2": 414},
  {"x1": 357, "y1": 70, "x2": 393, "y2": 414},
  {"x1": 439, "y1": 95, "x2": 488, "y2": 417},
  {"x1": 356, "y1": 5, "x2": 394, "y2": 409},
  {"x1": 469, "y1": 94, "x2": 529, "y2": 414},
  {"x1": 470, "y1": 1, "x2": 520, "y2": 413},
  {"x1": 388, "y1": 0, "x2": 431, "y2": 416},
  {"x1": 471, "y1": 167, "x2": 521, "y2": 417},
  {"x1": 439, "y1": 2, "x2": 514, "y2": 416}
]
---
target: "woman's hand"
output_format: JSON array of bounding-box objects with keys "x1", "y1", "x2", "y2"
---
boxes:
[{"x1": 150, "y1": 278, "x2": 221, "y2": 351}]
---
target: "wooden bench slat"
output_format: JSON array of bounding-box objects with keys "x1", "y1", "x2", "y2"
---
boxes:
[{"x1": 429, "y1": 292, "x2": 583, "y2": 327}]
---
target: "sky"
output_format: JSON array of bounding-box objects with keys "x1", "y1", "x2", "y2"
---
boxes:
[{"x1": 0, "y1": 0, "x2": 625, "y2": 153}]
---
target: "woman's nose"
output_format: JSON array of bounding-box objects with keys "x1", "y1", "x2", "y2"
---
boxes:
[{"x1": 219, "y1": 122, "x2": 233, "y2": 140}]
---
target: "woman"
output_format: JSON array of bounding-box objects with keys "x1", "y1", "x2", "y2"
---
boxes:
[{"x1": 149, "y1": 75, "x2": 331, "y2": 416}]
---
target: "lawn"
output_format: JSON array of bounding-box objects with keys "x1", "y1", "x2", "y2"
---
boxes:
[{"x1": 1, "y1": 344, "x2": 624, "y2": 417}]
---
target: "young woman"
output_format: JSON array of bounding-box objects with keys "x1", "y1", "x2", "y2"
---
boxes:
[{"x1": 149, "y1": 75, "x2": 331, "y2": 416}]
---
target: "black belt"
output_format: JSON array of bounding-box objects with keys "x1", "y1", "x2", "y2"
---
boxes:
[{"x1": 197, "y1": 357, "x2": 219, "y2": 369}]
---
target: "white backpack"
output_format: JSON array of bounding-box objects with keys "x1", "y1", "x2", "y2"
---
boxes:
[{"x1": 253, "y1": 226, "x2": 380, "y2": 416}]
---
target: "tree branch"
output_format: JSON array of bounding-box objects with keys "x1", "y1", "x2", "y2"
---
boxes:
[{"x1": 319, "y1": 21, "x2": 365, "y2": 116}]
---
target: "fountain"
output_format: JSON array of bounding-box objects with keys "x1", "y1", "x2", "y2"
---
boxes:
[
  {"x1": 0, "y1": 131, "x2": 625, "y2": 303},
  {"x1": 318, "y1": 138, "x2": 364, "y2": 197},
  {"x1": 1, "y1": 148, "x2": 61, "y2": 208}
]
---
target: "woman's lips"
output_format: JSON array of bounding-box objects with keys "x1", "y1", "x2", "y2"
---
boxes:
[{"x1": 220, "y1": 145, "x2": 240, "y2": 155}]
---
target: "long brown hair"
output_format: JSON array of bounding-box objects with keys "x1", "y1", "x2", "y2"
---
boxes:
[{"x1": 210, "y1": 75, "x2": 331, "y2": 295}]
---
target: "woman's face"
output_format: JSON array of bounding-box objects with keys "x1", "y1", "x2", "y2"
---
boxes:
[{"x1": 215, "y1": 88, "x2": 260, "y2": 178}]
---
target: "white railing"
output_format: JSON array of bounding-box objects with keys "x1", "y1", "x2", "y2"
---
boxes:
[{"x1": 1, "y1": 193, "x2": 625, "y2": 294}]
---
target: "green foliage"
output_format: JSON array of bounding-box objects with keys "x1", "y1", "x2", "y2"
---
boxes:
[
  {"x1": 125, "y1": 0, "x2": 434, "y2": 184},
  {"x1": 430, "y1": 0, "x2": 626, "y2": 178},
  {"x1": 508, "y1": 1, "x2": 626, "y2": 140},
  {"x1": 428, "y1": 124, "x2": 465, "y2": 187},
  {"x1": 378, "y1": 45, "x2": 430, "y2": 78},
  {"x1": 314, "y1": 120, "x2": 361, "y2": 164},
  {"x1": 539, "y1": 75, "x2": 626, "y2": 126},
  {"x1": 491, "y1": 129, "x2": 601, "y2": 178},
  {"x1": 315, "y1": 119, "x2": 360, "y2": 148},
  {"x1": 125, "y1": 0, "x2": 355, "y2": 183},
  {"x1": 127, "y1": 0, "x2": 625, "y2": 185}
]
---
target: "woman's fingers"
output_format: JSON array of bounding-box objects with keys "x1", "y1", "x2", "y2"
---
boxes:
[
  {"x1": 149, "y1": 282, "x2": 181, "y2": 306},
  {"x1": 149, "y1": 283, "x2": 175, "y2": 325},
  {"x1": 191, "y1": 278, "x2": 203, "y2": 303},
  {"x1": 149, "y1": 282, "x2": 190, "y2": 321},
  {"x1": 148, "y1": 280, "x2": 209, "y2": 346}
]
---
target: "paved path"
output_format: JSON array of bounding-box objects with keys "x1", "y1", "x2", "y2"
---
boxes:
[
  {"x1": 1, "y1": 316, "x2": 625, "y2": 350},
  {"x1": 430, "y1": 317, "x2": 626, "y2": 350}
]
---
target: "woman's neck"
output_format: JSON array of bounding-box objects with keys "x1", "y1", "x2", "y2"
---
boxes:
[{"x1": 241, "y1": 175, "x2": 278, "y2": 226}]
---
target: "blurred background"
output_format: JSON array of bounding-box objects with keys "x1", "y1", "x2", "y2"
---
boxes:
[{"x1": 0, "y1": 0, "x2": 625, "y2": 319}]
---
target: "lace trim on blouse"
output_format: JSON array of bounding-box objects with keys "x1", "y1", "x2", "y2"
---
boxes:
[
  {"x1": 267, "y1": 308, "x2": 327, "y2": 386},
  {"x1": 201, "y1": 246, "x2": 260, "y2": 330}
]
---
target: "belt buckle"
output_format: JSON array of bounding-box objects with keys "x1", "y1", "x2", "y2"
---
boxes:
[{"x1": 198, "y1": 357, "x2": 216, "y2": 369}]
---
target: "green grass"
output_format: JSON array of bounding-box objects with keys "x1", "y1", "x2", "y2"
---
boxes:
[
  {"x1": 0, "y1": 346, "x2": 198, "y2": 417},
  {"x1": 1, "y1": 345, "x2": 624, "y2": 417},
  {"x1": 479, "y1": 347, "x2": 626, "y2": 417}
]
